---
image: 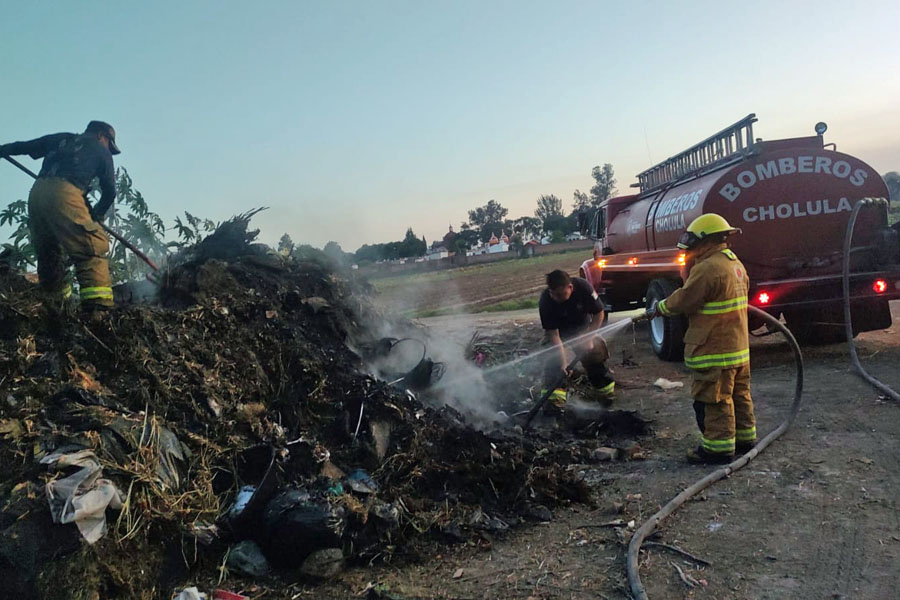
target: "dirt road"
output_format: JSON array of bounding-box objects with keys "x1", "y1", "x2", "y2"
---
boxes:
[{"x1": 310, "y1": 303, "x2": 900, "y2": 599}]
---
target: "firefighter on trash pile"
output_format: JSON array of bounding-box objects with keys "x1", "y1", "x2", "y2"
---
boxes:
[
  {"x1": 0, "y1": 121, "x2": 121, "y2": 311},
  {"x1": 539, "y1": 269, "x2": 616, "y2": 413},
  {"x1": 644, "y1": 213, "x2": 756, "y2": 464}
]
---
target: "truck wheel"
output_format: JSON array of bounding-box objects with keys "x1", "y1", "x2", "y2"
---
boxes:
[{"x1": 646, "y1": 279, "x2": 687, "y2": 361}]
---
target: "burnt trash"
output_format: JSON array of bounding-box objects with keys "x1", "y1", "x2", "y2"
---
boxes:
[
  {"x1": 299, "y1": 547, "x2": 345, "y2": 579},
  {"x1": 226, "y1": 540, "x2": 270, "y2": 578},
  {"x1": 370, "y1": 502, "x2": 400, "y2": 529},
  {"x1": 365, "y1": 337, "x2": 445, "y2": 390},
  {"x1": 0, "y1": 209, "x2": 606, "y2": 599},
  {"x1": 399, "y1": 358, "x2": 445, "y2": 390},
  {"x1": 470, "y1": 508, "x2": 509, "y2": 532},
  {"x1": 521, "y1": 504, "x2": 553, "y2": 522},
  {"x1": 221, "y1": 445, "x2": 278, "y2": 539},
  {"x1": 260, "y1": 488, "x2": 346, "y2": 569},
  {"x1": 345, "y1": 469, "x2": 378, "y2": 495},
  {"x1": 439, "y1": 522, "x2": 467, "y2": 544}
]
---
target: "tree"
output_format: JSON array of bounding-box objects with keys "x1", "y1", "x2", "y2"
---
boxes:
[
  {"x1": 354, "y1": 243, "x2": 382, "y2": 264},
  {"x1": 534, "y1": 194, "x2": 563, "y2": 223},
  {"x1": 512, "y1": 216, "x2": 542, "y2": 239},
  {"x1": 277, "y1": 233, "x2": 294, "y2": 255},
  {"x1": 572, "y1": 189, "x2": 591, "y2": 211},
  {"x1": 590, "y1": 164, "x2": 617, "y2": 206},
  {"x1": 0, "y1": 199, "x2": 34, "y2": 270},
  {"x1": 468, "y1": 200, "x2": 508, "y2": 228},
  {"x1": 398, "y1": 227, "x2": 426, "y2": 258},
  {"x1": 542, "y1": 214, "x2": 575, "y2": 235},
  {"x1": 479, "y1": 223, "x2": 505, "y2": 244},
  {"x1": 456, "y1": 228, "x2": 480, "y2": 250},
  {"x1": 550, "y1": 230, "x2": 566, "y2": 244},
  {"x1": 323, "y1": 241, "x2": 344, "y2": 263}
]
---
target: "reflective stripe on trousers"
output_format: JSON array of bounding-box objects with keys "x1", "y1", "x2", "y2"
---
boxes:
[
  {"x1": 685, "y1": 349, "x2": 749, "y2": 369},
  {"x1": 80, "y1": 285, "x2": 114, "y2": 301},
  {"x1": 701, "y1": 435, "x2": 735, "y2": 454},
  {"x1": 736, "y1": 426, "x2": 757, "y2": 442}
]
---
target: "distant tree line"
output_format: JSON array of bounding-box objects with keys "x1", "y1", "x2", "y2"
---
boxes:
[{"x1": 342, "y1": 162, "x2": 619, "y2": 263}]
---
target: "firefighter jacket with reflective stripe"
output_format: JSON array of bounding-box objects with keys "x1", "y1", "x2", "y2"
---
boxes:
[{"x1": 657, "y1": 244, "x2": 749, "y2": 370}]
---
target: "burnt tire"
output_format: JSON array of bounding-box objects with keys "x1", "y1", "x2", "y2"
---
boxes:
[{"x1": 646, "y1": 278, "x2": 687, "y2": 361}]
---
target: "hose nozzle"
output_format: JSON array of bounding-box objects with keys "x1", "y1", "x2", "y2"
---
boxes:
[{"x1": 632, "y1": 308, "x2": 655, "y2": 323}]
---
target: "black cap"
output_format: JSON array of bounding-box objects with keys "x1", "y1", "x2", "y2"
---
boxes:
[{"x1": 85, "y1": 120, "x2": 121, "y2": 155}]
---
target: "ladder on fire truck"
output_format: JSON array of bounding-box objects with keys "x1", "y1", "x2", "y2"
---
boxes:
[{"x1": 636, "y1": 114, "x2": 758, "y2": 195}]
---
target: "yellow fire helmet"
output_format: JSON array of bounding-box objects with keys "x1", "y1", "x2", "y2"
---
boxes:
[{"x1": 677, "y1": 213, "x2": 742, "y2": 250}]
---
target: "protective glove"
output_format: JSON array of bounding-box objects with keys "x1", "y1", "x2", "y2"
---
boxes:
[{"x1": 633, "y1": 306, "x2": 658, "y2": 323}]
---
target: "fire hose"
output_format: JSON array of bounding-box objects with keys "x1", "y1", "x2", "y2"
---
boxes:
[
  {"x1": 842, "y1": 197, "x2": 900, "y2": 402},
  {"x1": 625, "y1": 305, "x2": 804, "y2": 600},
  {"x1": 1, "y1": 155, "x2": 160, "y2": 273}
]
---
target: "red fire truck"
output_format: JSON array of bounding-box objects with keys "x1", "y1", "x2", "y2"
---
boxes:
[{"x1": 580, "y1": 114, "x2": 900, "y2": 359}]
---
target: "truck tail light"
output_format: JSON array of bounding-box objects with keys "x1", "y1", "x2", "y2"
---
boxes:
[
  {"x1": 757, "y1": 291, "x2": 771, "y2": 305},
  {"x1": 873, "y1": 279, "x2": 887, "y2": 294},
  {"x1": 627, "y1": 257, "x2": 638, "y2": 265},
  {"x1": 596, "y1": 259, "x2": 607, "y2": 268},
  {"x1": 677, "y1": 253, "x2": 686, "y2": 265}
]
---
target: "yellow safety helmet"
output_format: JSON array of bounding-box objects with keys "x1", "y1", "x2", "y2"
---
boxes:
[{"x1": 677, "y1": 213, "x2": 741, "y2": 250}]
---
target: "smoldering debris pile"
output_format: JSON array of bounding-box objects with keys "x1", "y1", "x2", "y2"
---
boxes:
[{"x1": 0, "y1": 214, "x2": 593, "y2": 599}]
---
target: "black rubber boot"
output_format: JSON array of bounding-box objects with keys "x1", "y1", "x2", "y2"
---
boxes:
[
  {"x1": 686, "y1": 446, "x2": 734, "y2": 465},
  {"x1": 736, "y1": 440, "x2": 757, "y2": 455}
]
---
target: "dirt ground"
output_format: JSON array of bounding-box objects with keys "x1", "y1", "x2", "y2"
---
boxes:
[
  {"x1": 305, "y1": 302, "x2": 900, "y2": 599},
  {"x1": 371, "y1": 252, "x2": 586, "y2": 315}
]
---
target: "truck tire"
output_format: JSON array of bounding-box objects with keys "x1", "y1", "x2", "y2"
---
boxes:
[{"x1": 646, "y1": 279, "x2": 687, "y2": 361}]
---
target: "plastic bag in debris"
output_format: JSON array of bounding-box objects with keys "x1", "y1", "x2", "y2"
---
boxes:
[
  {"x1": 172, "y1": 587, "x2": 207, "y2": 600},
  {"x1": 148, "y1": 421, "x2": 188, "y2": 489},
  {"x1": 653, "y1": 377, "x2": 684, "y2": 390},
  {"x1": 226, "y1": 540, "x2": 270, "y2": 577},
  {"x1": 261, "y1": 488, "x2": 346, "y2": 568},
  {"x1": 54, "y1": 401, "x2": 188, "y2": 491},
  {"x1": 345, "y1": 469, "x2": 378, "y2": 495},
  {"x1": 40, "y1": 449, "x2": 124, "y2": 544}
]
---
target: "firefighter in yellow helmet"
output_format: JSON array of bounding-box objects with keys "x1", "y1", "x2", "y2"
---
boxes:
[
  {"x1": 646, "y1": 213, "x2": 755, "y2": 464},
  {"x1": 0, "y1": 122, "x2": 120, "y2": 311}
]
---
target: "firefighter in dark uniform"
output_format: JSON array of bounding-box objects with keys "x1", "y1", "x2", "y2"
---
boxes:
[
  {"x1": 0, "y1": 121, "x2": 121, "y2": 310},
  {"x1": 647, "y1": 214, "x2": 756, "y2": 464},
  {"x1": 539, "y1": 269, "x2": 615, "y2": 410}
]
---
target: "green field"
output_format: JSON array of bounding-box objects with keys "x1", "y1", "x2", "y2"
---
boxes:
[{"x1": 371, "y1": 249, "x2": 589, "y2": 317}]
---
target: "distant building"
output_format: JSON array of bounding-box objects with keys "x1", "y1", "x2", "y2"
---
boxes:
[
  {"x1": 425, "y1": 246, "x2": 449, "y2": 261},
  {"x1": 488, "y1": 240, "x2": 509, "y2": 253},
  {"x1": 442, "y1": 225, "x2": 458, "y2": 250}
]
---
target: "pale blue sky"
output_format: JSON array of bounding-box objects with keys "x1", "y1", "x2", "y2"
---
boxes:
[{"x1": 2, "y1": 0, "x2": 899, "y2": 250}]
